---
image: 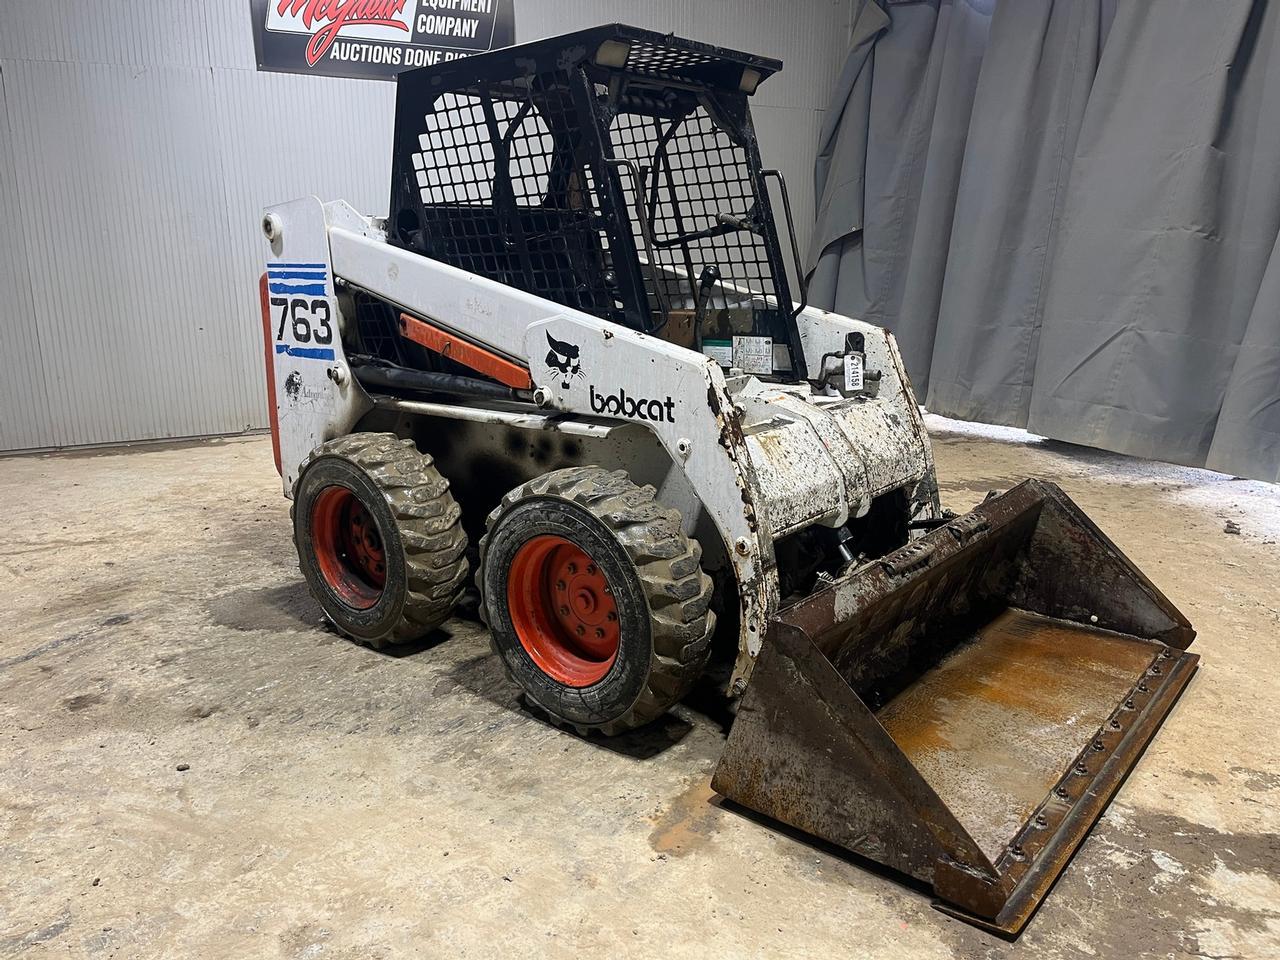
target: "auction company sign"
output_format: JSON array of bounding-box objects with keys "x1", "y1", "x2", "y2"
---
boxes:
[{"x1": 251, "y1": 0, "x2": 516, "y2": 81}]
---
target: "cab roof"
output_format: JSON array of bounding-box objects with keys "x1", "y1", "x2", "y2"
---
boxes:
[{"x1": 397, "y1": 23, "x2": 782, "y2": 95}]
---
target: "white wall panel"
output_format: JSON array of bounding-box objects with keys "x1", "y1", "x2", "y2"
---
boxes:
[
  {"x1": 0, "y1": 1, "x2": 215, "y2": 68},
  {"x1": 0, "y1": 64, "x2": 57, "y2": 450},
  {"x1": 517, "y1": 1, "x2": 697, "y2": 41},
  {"x1": 0, "y1": 0, "x2": 852, "y2": 451},
  {"x1": 753, "y1": 105, "x2": 826, "y2": 296},
  {"x1": 685, "y1": 0, "x2": 851, "y2": 110},
  {"x1": 517, "y1": 0, "x2": 850, "y2": 109},
  {"x1": 4, "y1": 60, "x2": 253, "y2": 446},
  {"x1": 202, "y1": 0, "x2": 271, "y2": 71},
  {"x1": 211, "y1": 69, "x2": 397, "y2": 424}
]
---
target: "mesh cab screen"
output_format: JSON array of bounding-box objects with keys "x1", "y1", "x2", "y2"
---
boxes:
[
  {"x1": 399, "y1": 81, "x2": 630, "y2": 324},
  {"x1": 609, "y1": 106, "x2": 780, "y2": 318},
  {"x1": 389, "y1": 45, "x2": 802, "y2": 376}
]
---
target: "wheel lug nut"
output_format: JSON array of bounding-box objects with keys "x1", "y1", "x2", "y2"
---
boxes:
[
  {"x1": 595, "y1": 628, "x2": 605, "y2": 639},
  {"x1": 607, "y1": 611, "x2": 617, "y2": 622},
  {"x1": 559, "y1": 605, "x2": 570, "y2": 616},
  {"x1": 556, "y1": 580, "x2": 566, "y2": 591},
  {"x1": 567, "y1": 562, "x2": 577, "y2": 574},
  {"x1": 576, "y1": 625, "x2": 585, "y2": 636},
  {"x1": 587, "y1": 564, "x2": 597, "y2": 575}
]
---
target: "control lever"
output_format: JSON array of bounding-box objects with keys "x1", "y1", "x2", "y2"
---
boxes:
[
  {"x1": 605, "y1": 158, "x2": 670, "y2": 322},
  {"x1": 692, "y1": 265, "x2": 721, "y2": 353},
  {"x1": 715, "y1": 212, "x2": 758, "y2": 233}
]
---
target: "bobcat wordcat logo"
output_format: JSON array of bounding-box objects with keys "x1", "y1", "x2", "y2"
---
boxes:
[
  {"x1": 544, "y1": 332, "x2": 583, "y2": 389},
  {"x1": 544, "y1": 331, "x2": 676, "y2": 423},
  {"x1": 590, "y1": 386, "x2": 677, "y2": 424}
]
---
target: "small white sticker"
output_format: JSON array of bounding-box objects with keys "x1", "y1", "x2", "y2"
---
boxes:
[
  {"x1": 845, "y1": 354, "x2": 865, "y2": 393},
  {"x1": 703, "y1": 339, "x2": 733, "y2": 366},
  {"x1": 733, "y1": 336, "x2": 774, "y2": 375},
  {"x1": 772, "y1": 342, "x2": 793, "y2": 372}
]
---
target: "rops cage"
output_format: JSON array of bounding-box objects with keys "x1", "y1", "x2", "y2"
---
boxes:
[{"x1": 387, "y1": 24, "x2": 810, "y2": 380}]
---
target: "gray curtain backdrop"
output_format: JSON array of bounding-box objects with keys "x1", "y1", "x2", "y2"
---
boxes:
[{"x1": 807, "y1": 0, "x2": 1280, "y2": 483}]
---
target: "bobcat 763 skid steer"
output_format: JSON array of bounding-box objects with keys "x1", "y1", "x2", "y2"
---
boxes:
[{"x1": 258, "y1": 25, "x2": 1198, "y2": 935}]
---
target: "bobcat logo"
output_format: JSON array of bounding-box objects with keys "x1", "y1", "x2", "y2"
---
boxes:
[{"x1": 545, "y1": 332, "x2": 583, "y2": 389}]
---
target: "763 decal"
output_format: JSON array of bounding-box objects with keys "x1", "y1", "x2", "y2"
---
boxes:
[
  {"x1": 271, "y1": 296, "x2": 333, "y2": 346},
  {"x1": 267, "y1": 261, "x2": 337, "y2": 361}
]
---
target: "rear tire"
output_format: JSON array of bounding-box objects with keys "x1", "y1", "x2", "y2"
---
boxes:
[
  {"x1": 293, "y1": 433, "x2": 468, "y2": 648},
  {"x1": 478, "y1": 467, "x2": 714, "y2": 734}
]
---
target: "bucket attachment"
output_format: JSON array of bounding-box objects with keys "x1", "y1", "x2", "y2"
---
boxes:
[{"x1": 712, "y1": 480, "x2": 1197, "y2": 936}]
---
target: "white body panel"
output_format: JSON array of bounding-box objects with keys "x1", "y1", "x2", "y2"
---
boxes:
[
  {"x1": 328, "y1": 215, "x2": 554, "y2": 362},
  {"x1": 261, "y1": 200, "x2": 938, "y2": 685},
  {"x1": 262, "y1": 198, "x2": 370, "y2": 493}
]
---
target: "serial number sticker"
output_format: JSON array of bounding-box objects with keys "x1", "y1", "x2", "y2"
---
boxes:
[
  {"x1": 702, "y1": 339, "x2": 733, "y2": 366},
  {"x1": 845, "y1": 353, "x2": 865, "y2": 392},
  {"x1": 733, "y1": 336, "x2": 773, "y2": 375}
]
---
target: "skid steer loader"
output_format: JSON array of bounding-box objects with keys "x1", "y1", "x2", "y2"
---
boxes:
[{"x1": 257, "y1": 25, "x2": 1198, "y2": 935}]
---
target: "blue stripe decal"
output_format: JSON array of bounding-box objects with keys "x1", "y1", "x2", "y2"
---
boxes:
[
  {"x1": 269, "y1": 282, "x2": 327, "y2": 296},
  {"x1": 275, "y1": 344, "x2": 336, "y2": 361},
  {"x1": 269, "y1": 262, "x2": 327, "y2": 270},
  {"x1": 267, "y1": 270, "x2": 328, "y2": 280}
]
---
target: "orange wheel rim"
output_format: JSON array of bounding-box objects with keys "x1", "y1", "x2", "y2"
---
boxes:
[
  {"x1": 311, "y1": 486, "x2": 386, "y2": 610},
  {"x1": 507, "y1": 535, "x2": 620, "y2": 687}
]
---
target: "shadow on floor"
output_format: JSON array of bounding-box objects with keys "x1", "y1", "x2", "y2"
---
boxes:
[
  {"x1": 207, "y1": 581, "x2": 322, "y2": 633},
  {"x1": 442, "y1": 645, "x2": 749, "y2": 760}
]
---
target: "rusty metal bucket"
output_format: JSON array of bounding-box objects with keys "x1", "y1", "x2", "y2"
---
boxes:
[{"x1": 712, "y1": 480, "x2": 1198, "y2": 936}]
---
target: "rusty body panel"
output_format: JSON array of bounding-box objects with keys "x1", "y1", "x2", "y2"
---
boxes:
[
  {"x1": 740, "y1": 391, "x2": 929, "y2": 538},
  {"x1": 711, "y1": 480, "x2": 1198, "y2": 936}
]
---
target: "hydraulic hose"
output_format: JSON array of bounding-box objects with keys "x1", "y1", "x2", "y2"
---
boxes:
[{"x1": 349, "y1": 356, "x2": 524, "y2": 402}]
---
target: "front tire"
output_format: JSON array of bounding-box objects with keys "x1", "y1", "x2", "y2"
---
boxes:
[
  {"x1": 478, "y1": 467, "x2": 714, "y2": 734},
  {"x1": 293, "y1": 433, "x2": 468, "y2": 648}
]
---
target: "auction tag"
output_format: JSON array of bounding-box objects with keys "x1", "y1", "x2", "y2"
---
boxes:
[
  {"x1": 733, "y1": 336, "x2": 774, "y2": 375},
  {"x1": 702, "y1": 339, "x2": 733, "y2": 367},
  {"x1": 845, "y1": 353, "x2": 865, "y2": 392}
]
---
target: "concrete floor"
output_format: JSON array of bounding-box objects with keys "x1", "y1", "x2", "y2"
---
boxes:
[{"x1": 2, "y1": 418, "x2": 1278, "y2": 960}]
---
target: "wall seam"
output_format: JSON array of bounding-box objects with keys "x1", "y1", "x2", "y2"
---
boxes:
[{"x1": 0, "y1": 60, "x2": 59, "y2": 448}]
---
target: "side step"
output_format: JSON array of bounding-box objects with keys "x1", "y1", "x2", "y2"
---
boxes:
[{"x1": 712, "y1": 480, "x2": 1198, "y2": 936}]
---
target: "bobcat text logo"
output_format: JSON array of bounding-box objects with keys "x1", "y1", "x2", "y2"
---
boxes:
[
  {"x1": 544, "y1": 332, "x2": 583, "y2": 389},
  {"x1": 590, "y1": 386, "x2": 677, "y2": 424},
  {"x1": 275, "y1": 0, "x2": 411, "y2": 66}
]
